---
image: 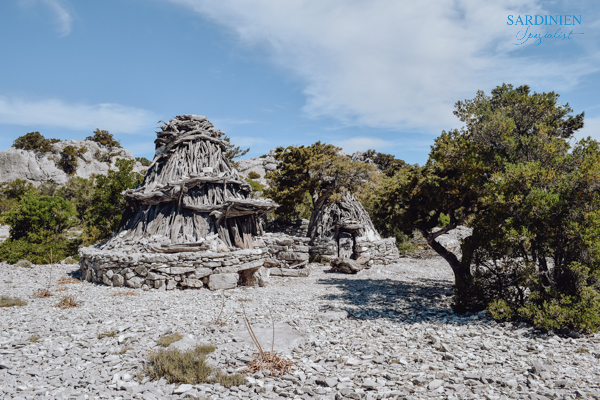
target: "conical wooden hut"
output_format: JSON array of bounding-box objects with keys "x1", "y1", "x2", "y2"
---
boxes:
[
  {"x1": 113, "y1": 115, "x2": 278, "y2": 251},
  {"x1": 309, "y1": 191, "x2": 381, "y2": 259}
]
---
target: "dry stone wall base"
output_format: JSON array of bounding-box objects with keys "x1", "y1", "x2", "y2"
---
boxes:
[{"x1": 78, "y1": 233, "x2": 311, "y2": 290}]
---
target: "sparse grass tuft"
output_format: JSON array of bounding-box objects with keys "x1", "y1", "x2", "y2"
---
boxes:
[
  {"x1": 144, "y1": 345, "x2": 244, "y2": 387},
  {"x1": 0, "y1": 296, "x2": 27, "y2": 307},
  {"x1": 111, "y1": 290, "x2": 138, "y2": 297},
  {"x1": 56, "y1": 277, "x2": 81, "y2": 285},
  {"x1": 119, "y1": 346, "x2": 132, "y2": 354},
  {"x1": 16, "y1": 259, "x2": 32, "y2": 268},
  {"x1": 576, "y1": 347, "x2": 589, "y2": 354},
  {"x1": 28, "y1": 335, "x2": 41, "y2": 343},
  {"x1": 55, "y1": 293, "x2": 78, "y2": 309},
  {"x1": 98, "y1": 330, "x2": 117, "y2": 339},
  {"x1": 33, "y1": 289, "x2": 53, "y2": 298},
  {"x1": 157, "y1": 333, "x2": 183, "y2": 347}
]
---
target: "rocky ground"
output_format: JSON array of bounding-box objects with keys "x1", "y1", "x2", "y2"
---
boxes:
[{"x1": 1, "y1": 257, "x2": 600, "y2": 400}]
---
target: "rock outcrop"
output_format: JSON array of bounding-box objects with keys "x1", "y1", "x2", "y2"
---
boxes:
[{"x1": 0, "y1": 140, "x2": 145, "y2": 186}]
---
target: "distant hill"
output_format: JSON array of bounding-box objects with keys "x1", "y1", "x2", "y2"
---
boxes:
[{"x1": 0, "y1": 140, "x2": 146, "y2": 186}]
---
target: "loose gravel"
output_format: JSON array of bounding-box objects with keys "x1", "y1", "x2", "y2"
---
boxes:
[{"x1": 1, "y1": 257, "x2": 599, "y2": 400}]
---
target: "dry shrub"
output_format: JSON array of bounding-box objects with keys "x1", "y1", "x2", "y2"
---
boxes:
[
  {"x1": 28, "y1": 335, "x2": 41, "y2": 343},
  {"x1": 0, "y1": 296, "x2": 27, "y2": 307},
  {"x1": 98, "y1": 330, "x2": 117, "y2": 339},
  {"x1": 56, "y1": 277, "x2": 81, "y2": 285},
  {"x1": 111, "y1": 290, "x2": 138, "y2": 297},
  {"x1": 241, "y1": 305, "x2": 295, "y2": 376},
  {"x1": 157, "y1": 333, "x2": 183, "y2": 347},
  {"x1": 33, "y1": 289, "x2": 53, "y2": 298},
  {"x1": 55, "y1": 287, "x2": 68, "y2": 292},
  {"x1": 144, "y1": 345, "x2": 245, "y2": 387},
  {"x1": 55, "y1": 293, "x2": 78, "y2": 309}
]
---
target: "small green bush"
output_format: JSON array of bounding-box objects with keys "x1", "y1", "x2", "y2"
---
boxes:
[
  {"x1": 144, "y1": 345, "x2": 245, "y2": 387},
  {"x1": 136, "y1": 157, "x2": 152, "y2": 167},
  {"x1": 86, "y1": 129, "x2": 121, "y2": 148},
  {"x1": 0, "y1": 296, "x2": 27, "y2": 307},
  {"x1": 57, "y1": 145, "x2": 85, "y2": 175},
  {"x1": 0, "y1": 238, "x2": 80, "y2": 264},
  {"x1": 245, "y1": 178, "x2": 265, "y2": 192},
  {"x1": 247, "y1": 171, "x2": 261, "y2": 180},
  {"x1": 13, "y1": 132, "x2": 59, "y2": 153},
  {"x1": 5, "y1": 191, "x2": 76, "y2": 241},
  {"x1": 157, "y1": 333, "x2": 183, "y2": 347},
  {"x1": 16, "y1": 259, "x2": 32, "y2": 268},
  {"x1": 82, "y1": 159, "x2": 143, "y2": 244}
]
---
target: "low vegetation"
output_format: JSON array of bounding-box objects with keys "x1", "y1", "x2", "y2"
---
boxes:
[
  {"x1": 98, "y1": 330, "x2": 117, "y2": 339},
  {"x1": 86, "y1": 129, "x2": 122, "y2": 149},
  {"x1": 144, "y1": 345, "x2": 245, "y2": 387},
  {"x1": 13, "y1": 131, "x2": 59, "y2": 153},
  {"x1": 55, "y1": 293, "x2": 79, "y2": 309},
  {"x1": 0, "y1": 296, "x2": 27, "y2": 307},
  {"x1": 156, "y1": 333, "x2": 183, "y2": 347}
]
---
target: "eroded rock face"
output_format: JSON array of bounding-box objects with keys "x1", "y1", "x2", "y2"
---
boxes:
[{"x1": 0, "y1": 140, "x2": 145, "y2": 186}]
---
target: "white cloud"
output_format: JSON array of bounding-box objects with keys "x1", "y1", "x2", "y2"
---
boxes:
[
  {"x1": 0, "y1": 96, "x2": 157, "y2": 134},
  {"x1": 20, "y1": 0, "x2": 73, "y2": 36},
  {"x1": 167, "y1": 0, "x2": 600, "y2": 132},
  {"x1": 333, "y1": 137, "x2": 394, "y2": 154}
]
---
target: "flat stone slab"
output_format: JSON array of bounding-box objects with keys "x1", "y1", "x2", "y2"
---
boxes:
[{"x1": 230, "y1": 322, "x2": 312, "y2": 355}]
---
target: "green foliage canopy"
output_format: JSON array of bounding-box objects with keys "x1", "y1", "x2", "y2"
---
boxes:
[
  {"x1": 265, "y1": 142, "x2": 376, "y2": 239},
  {"x1": 86, "y1": 129, "x2": 121, "y2": 148},
  {"x1": 13, "y1": 132, "x2": 59, "y2": 153},
  {"x1": 375, "y1": 84, "x2": 600, "y2": 331},
  {"x1": 83, "y1": 158, "x2": 143, "y2": 244}
]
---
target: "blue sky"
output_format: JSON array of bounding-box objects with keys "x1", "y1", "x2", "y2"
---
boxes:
[{"x1": 1, "y1": 1, "x2": 599, "y2": 165}]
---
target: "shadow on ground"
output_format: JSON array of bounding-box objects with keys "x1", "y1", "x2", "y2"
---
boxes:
[{"x1": 317, "y1": 275, "x2": 474, "y2": 325}]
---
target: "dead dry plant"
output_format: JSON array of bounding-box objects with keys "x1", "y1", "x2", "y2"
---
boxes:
[
  {"x1": 56, "y1": 277, "x2": 81, "y2": 285},
  {"x1": 33, "y1": 289, "x2": 53, "y2": 298},
  {"x1": 210, "y1": 291, "x2": 231, "y2": 326},
  {"x1": 55, "y1": 291, "x2": 79, "y2": 309},
  {"x1": 111, "y1": 290, "x2": 139, "y2": 297},
  {"x1": 241, "y1": 304, "x2": 295, "y2": 376}
]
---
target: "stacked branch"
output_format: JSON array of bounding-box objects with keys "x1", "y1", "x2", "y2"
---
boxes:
[
  {"x1": 103, "y1": 115, "x2": 277, "y2": 250},
  {"x1": 310, "y1": 191, "x2": 381, "y2": 242}
]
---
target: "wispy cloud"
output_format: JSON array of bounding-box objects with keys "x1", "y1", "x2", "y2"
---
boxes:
[
  {"x1": 167, "y1": 0, "x2": 600, "y2": 133},
  {"x1": 20, "y1": 0, "x2": 73, "y2": 36},
  {"x1": 0, "y1": 96, "x2": 157, "y2": 134}
]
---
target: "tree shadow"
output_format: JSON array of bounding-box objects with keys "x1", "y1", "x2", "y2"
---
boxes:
[{"x1": 317, "y1": 275, "x2": 478, "y2": 325}]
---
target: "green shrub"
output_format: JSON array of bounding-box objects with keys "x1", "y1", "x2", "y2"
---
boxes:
[
  {"x1": 144, "y1": 345, "x2": 245, "y2": 387},
  {"x1": 5, "y1": 191, "x2": 76, "y2": 241},
  {"x1": 16, "y1": 259, "x2": 32, "y2": 268},
  {"x1": 58, "y1": 145, "x2": 87, "y2": 175},
  {"x1": 36, "y1": 181, "x2": 59, "y2": 197},
  {"x1": 86, "y1": 129, "x2": 121, "y2": 148},
  {"x1": 247, "y1": 171, "x2": 261, "y2": 180},
  {"x1": 83, "y1": 159, "x2": 143, "y2": 244},
  {"x1": 0, "y1": 191, "x2": 79, "y2": 264},
  {"x1": 56, "y1": 176, "x2": 95, "y2": 223},
  {"x1": 136, "y1": 157, "x2": 152, "y2": 167},
  {"x1": 0, "y1": 237, "x2": 79, "y2": 264},
  {"x1": 245, "y1": 178, "x2": 265, "y2": 193},
  {"x1": 13, "y1": 132, "x2": 59, "y2": 153}
]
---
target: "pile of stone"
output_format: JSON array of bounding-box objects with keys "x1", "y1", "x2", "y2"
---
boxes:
[
  {"x1": 264, "y1": 219, "x2": 309, "y2": 237},
  {"x1": 79, "y1": 233, "x2": 311, "y2": 291}
]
